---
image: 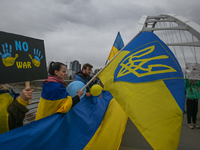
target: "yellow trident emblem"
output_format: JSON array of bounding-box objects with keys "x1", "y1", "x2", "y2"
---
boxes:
[{"x1": 117, "y1": 45, "x2": 177, "y2": 78}]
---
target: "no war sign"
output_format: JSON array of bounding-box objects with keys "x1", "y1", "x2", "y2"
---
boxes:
[{"x1": 0, "y1": 31, "x2": 47, "y2": 84}]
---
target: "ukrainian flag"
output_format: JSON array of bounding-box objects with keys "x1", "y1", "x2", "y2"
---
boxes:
[
  {"x1": 84, "y1": 31, "x2": 128, "y2": 149},
  {"x1": 106, "y1": 32, "x2": 124, "y2": 63},
  {"x1": 83, "y1": 32, "x2": 127, "y2": 149},
  {"x1": 0, "y1": 91, "x2": 127, "y2": 150},
  {"x1": 99, "y1": 32, "x2": 185, "y2": 150}
]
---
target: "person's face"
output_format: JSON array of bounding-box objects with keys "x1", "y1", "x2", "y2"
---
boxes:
[
  {"x1": 83, "y1": 67, "x2": 91, "y2": 76},
  {"x1": 55, "y1": 65, "x2": 67, "y2": 80},
  {"x1": 190, "y1": 80, "x2": 195, "y2": 85}
]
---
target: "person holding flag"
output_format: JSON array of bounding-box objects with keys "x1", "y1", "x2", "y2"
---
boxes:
[{"x1": 74, "y1": 63, "x2": 94, "y2": 97}]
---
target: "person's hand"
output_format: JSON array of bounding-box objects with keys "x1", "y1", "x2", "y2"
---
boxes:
[
  {"x1": 77, "y1": 89, "x2": 84, "y2": 97},
  {"x1": 85, "y1": 92, "x2": 91, "y2": 97},
  {"x1": 19, "y1": 87, "x2": 34, "y2": 101}
]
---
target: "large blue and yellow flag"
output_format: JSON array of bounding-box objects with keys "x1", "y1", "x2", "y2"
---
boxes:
[
  {"x1": 99, "y1": 32, "x2": 185, "y2": 150},
  {"x1": 0, "y1": 91, "x2": 127, "y2": 150},
  {"x1": 84, "y1": 31, "x2": 128, "y2": 149},
  {"x1": 83, "y1": 32, "x2": 127, "y2": 149},
  {"x1": 84, "y1": 96, "x2": 128, "y2": 150},
  {"x1": 106, "y1": 32, "x2": 124, "y2": 63}
]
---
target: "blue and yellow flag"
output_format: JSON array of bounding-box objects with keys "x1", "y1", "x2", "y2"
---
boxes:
[
  {"x1": 0, "y1": 91, "x2": 127, "y2": 150},
  {"x1": 106, "y1": 32, "x2": 124, "y2": 63},
  {"x1": 85, "y1": 31, "x2": 128, "y2": 150},
  {"x1": 99, "y1": 32, "x2": 185, "y2": 150},
  {"x1": 84, "y1": 97, "x2": 128, "y2": 150},
  {"x1": 35, "y1": 82, "x2": 73, "y2": 120},
  {"x1": 83, "y1": 32, "x2": 127, "y2": 149}
]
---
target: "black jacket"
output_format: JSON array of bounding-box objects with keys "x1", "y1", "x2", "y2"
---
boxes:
[{"x1": 75, "y1": 71, "x2": 95, "y2": 92}]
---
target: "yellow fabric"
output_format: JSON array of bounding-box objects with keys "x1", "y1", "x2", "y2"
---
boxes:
[
  {"x1": 99, "y1": 51, "x2": 183, "y2": 150},
  {"x1": 0, "y1": 93, "x2": 14, "y2": 134},
  {"x1": 35, "y1": 96, "x2": 73, "y2": 120},
  {"x1": 17, "y1": 97, "x2": 28, "y2": 107},
  {"x1": 107, "y1": 46, "x2": 119, "y2": 61},
  {"x1": 83, "y1": 41, "x2": 127, "y2": 150},
  {"x1": 84, "y1": 98, "x2": 128, "y2": 150}
]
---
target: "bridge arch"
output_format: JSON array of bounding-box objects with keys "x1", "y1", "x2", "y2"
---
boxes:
[{"x1": 132, "y1": 13, "x2": 200, "y2": 68}]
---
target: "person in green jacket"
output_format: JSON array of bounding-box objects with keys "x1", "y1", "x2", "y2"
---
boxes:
[{"x1": 185, "y1": 76, "x2": 200, "y2": 129}]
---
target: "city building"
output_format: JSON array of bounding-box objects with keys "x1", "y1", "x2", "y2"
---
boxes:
[{"x1": 70, "y1": 60, "x2": 80, "y2": 73}]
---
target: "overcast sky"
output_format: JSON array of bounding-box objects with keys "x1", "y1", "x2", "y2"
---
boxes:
[{"x1": 0, "y1": 0, "x2": 200, "y2": 70}]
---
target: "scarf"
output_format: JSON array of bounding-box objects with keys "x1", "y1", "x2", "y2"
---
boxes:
[{"x1": 44, "y1": 76, "x2": 64, "y2": 84}]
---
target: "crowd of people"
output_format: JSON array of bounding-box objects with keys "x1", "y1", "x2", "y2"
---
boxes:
[
  {"x1": 0, "y1": 62, "x2": 200, "y2": 134},
  {"x1": 0, "y1": 61, "x2": 97, "y2": 134}
]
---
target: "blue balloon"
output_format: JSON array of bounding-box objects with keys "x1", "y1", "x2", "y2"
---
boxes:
[{"x1": 66, "y1": 81, "x2": 86, "y2": 99}]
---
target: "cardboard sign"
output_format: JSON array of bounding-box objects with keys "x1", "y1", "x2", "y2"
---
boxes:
[
  {"x1": 185, "y1": 63, "x2": 200, "y2": 80},
  {"x1": 0, "y1": 31, "x2": 47, "y2": 84}
]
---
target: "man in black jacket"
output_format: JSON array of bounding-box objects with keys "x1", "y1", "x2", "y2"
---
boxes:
[{"x1": 74, "y1": 63, "x2": 94, "y2": 97}]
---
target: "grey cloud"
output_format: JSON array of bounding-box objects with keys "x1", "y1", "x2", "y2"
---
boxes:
[{"x1": 0, "y1": 0, "x2": 200, "y2": 70}]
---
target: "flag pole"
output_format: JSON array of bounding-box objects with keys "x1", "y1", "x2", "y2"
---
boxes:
[{"x1": 81, "y1": 31, "x2": 142, "y2": 91}]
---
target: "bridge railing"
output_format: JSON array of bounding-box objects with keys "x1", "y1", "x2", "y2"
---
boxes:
[{"x1": 23, "y1": 92, "x2": 40, "y2": 125}]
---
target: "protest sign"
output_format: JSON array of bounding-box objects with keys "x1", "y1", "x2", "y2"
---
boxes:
[
  {"x1": 185, "y1": 63, "x2": 200, "y2": 80},
  {"x1": 0, "y1": 31, "x2": 47, "y2": 84}
]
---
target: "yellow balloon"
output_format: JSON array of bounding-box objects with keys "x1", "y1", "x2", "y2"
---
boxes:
[{"x1": 90, "y1": 84, "x2": 103, "y2": 96}]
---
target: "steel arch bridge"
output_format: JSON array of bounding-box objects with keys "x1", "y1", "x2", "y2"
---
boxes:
[{"x1": 133, "y1": 13, "x2": 200, "y2": 69}]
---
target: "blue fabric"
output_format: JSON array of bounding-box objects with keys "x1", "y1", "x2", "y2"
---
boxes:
[
  {"x1": 0, "y1": 91, "x2": 113, "y2": 150},
  {"x1": 114, "y1": 32, "x2": 183, "y2": 83},
  {"x1": 113, "y1": 31, "x2": 185, "y2": 114},
  {"x1": 74, "y1": 75, "x2": 87, "y2": 84},
  {"x1": 0, "y1": 88, "x2": 19, "y2": 100},
  {"x1": 41, "y1": 82, "x2": 70, "y2": 100},
  {"x1": 99, "y1": 31, "x2": 185, "y2": 150},
  {"x1": 113, "y1": 32, "x2": 124, "y2": 50},
  {"x1": 164, "y1": 79, "x2": 185, "y2": 113}
]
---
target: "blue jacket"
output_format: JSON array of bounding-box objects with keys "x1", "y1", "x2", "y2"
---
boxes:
[{"x1": 74, "y1": 71, "x2": 95, "y2": 92}]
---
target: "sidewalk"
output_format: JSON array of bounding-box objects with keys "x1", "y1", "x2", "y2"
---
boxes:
[{"x1": 119, "y1": 113, "x2": 200, "y2": 150}]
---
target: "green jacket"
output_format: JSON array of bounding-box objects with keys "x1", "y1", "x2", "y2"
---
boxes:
[{"x1": 185, "y1": 78, "x2": 200, "y2": 99}]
